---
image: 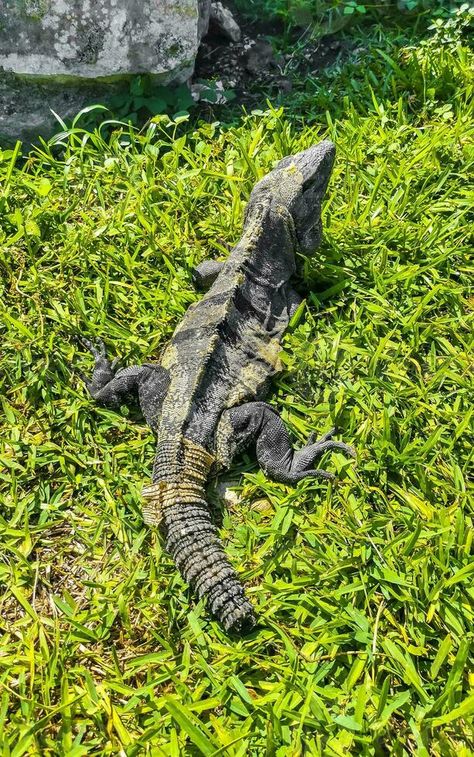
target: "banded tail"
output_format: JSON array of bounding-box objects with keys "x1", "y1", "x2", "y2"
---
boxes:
[{"x1": 142, "y1": 438, "x2": 256, "y2": 633}]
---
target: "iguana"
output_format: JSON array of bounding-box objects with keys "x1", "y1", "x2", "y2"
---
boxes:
[{"x1": 77, "y1": 140, "x2": 355, "y2": 633}]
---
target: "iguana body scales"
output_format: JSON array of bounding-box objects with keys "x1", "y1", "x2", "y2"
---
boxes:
[{"x1": 79, "y1": 141, "x2": 355, "y2": 632}]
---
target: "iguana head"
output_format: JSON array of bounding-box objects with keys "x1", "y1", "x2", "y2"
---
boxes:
[{"x1": 246, "y1": 140, "x2": 336, "y2": 254}]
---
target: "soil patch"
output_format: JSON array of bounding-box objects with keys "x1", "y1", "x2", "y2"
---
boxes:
[{"x1": 194, "y1": 5, "x2": 350, "y2": 115}]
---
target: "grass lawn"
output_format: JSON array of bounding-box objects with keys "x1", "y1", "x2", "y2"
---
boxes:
[{"x1": 0, "y1": 8, "x2": 473, "y2": 756}]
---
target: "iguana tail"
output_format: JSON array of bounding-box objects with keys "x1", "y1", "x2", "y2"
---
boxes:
[{"x1": 142, "y1": 438, "x2": 256, "y2": 633}]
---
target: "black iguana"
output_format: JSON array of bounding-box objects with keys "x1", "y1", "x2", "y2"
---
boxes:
[{"x1": 78, "y1": 140, "x2": 355, "y2": 633}]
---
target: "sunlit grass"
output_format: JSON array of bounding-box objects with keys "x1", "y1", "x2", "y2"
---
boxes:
[{"x1": 0, "y1": 20, "x2": 473, "y2": 756}]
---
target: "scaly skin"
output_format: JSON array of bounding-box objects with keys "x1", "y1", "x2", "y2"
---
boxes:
[{"x1": 78, "y1": 141, "x2": 355, "y2": 633}]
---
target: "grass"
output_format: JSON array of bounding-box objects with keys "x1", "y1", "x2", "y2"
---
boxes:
[{"x1": 0, "y1": 12, "x2": 473, "y2": 756}]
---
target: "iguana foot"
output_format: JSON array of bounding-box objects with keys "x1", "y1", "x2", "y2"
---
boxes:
[
  {"x1": 76, "y1": 337, "x2": 119, "y2": 395},
  {"x1": 218, "y1": 402, "x2": 355, "y2": 485},
  {"x1": 292, "y1": 429, "x2": 356, "y2": 476},
  {"x1": 76, "y1": 336, "x2": 169, "y2": 429}
]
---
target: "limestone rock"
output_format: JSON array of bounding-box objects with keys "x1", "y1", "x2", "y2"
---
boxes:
[
  {"x1": 0, "y1": 0, "x2": 208, "y2": 82},
  {"x1": 209, "y1": 2, "x2": 241, "y2": 43},
  {"x1": 0, "y1": 72, "x2": 113, "y2": 147},
  {"x1": 198, "y1": 0, "x2": 212, "y2": 39},
  {"x1": 0, "y1": 0, "x2": 211, "y2": 146}
]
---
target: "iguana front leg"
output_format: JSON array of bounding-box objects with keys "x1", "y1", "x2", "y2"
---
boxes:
[
  {"x1": 192, "y1": 260, "x2": 225, "y2": 291},
  {"x1": 287, "y1": 287, "x2": 303, "y2": 317},
  {"x1": 77, "y1": 338, "x2": 169, "y2": 430},
  {"x1": 77, "y1": 337, "x2": 139, "y2": 408},
  {"x1": 217, "y1": 402, "x2": 355, "y2": 484}
]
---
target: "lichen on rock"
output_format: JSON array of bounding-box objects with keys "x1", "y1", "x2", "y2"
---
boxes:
[
  {"x1": 18, "y1": 0, "x2": 50, "y2": 20},
  {"x1": 0, "y1": 0, "x2": 212, "y2": 145}
]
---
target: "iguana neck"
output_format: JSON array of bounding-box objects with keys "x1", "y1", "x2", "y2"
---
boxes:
[{"x1": 238, "y1": 195, "x2": 298, "y2": 283}]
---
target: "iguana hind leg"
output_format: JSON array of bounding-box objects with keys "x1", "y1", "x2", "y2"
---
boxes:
[{"x1": 217, "y1": 402, "x2": 355, "y2": 484}]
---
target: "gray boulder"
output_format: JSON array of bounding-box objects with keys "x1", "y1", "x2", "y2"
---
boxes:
[
  {"x1": 0, "y1": 0, "x2": 212, "y2": 146},
  {"x1": 210, "y1": 2, "x2": 241, "y2": 43}
]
